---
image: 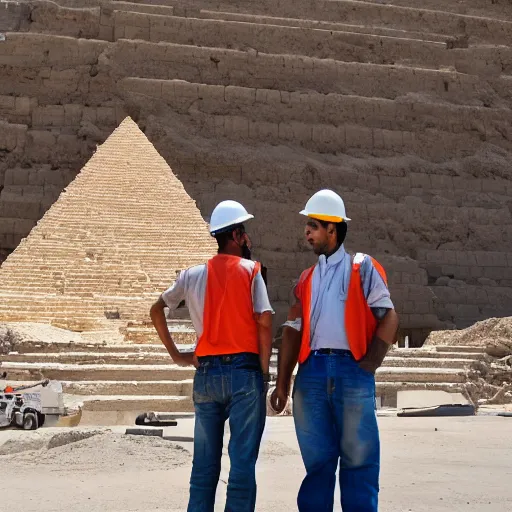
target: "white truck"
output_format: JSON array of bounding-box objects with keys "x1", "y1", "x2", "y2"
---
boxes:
[{"x1": 0, "y1": 380, "x2": 48, "y2": 430}]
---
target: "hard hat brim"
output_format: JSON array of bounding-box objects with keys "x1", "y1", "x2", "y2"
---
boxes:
[
  {"x1": 300, "y1": 210, "x2": 351, "y2": 222},
  {"x1": 209, "y1": 213, "x2": 254, "y2": 234}
]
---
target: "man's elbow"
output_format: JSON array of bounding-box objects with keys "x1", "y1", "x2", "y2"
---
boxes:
[
  {"x1": 255, "y1": 310, "x2": 273, "y2": 329},
  {"x1": 150, "y1": 298, "x2": 165, "y2": 319},
  {"x1": 378, "y1": 308, "x2": 399, "y2": 343},
  {"x1": 386, "y1": 309, "x2": 399, "y2": 327}
]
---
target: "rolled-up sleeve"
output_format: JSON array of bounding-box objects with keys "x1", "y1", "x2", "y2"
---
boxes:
[
  {"x1": 162, "y1": 270, "x2": 186, "y2": 310},
  {"x1": 361, "y1": 257, "x2": 394, "y2": 309},
  {"x1": 252, "y1": 270, "x2": 274, "y2": 314}
]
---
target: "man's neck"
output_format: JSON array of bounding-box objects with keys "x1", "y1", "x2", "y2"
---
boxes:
[
  {"x1": 218, "y1": 246, "x2": 242, "y2": 257},
  {"x1": 324, "y1": 243, "x2": 341, "y2": 260}
]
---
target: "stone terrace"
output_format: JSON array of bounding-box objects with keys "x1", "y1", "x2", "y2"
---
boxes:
[
  {"x1": 1, "y1": 334, "x2": 486, "y2": 417},
  {"x1": 1, "y1": 0, "x2": 512, "y2": 342}
]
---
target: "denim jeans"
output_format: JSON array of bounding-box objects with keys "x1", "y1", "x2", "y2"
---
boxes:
[
  {"x1": 187, "y1": 352, "x2": 266, "y2": 512},
  {"x1": 293, "y1": 352, "x2": 380, "y2": 512}
]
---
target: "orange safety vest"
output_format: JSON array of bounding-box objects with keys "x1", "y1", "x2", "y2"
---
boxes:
[
  {"x1": 295, "y1": 253, "x2": 388, "y2": 364},
  {"x1": 196, "y1": 254, "x2": 261, "y2": 357}
]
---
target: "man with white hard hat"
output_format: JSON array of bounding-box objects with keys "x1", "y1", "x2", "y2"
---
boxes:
[
  {"x1": 151, "y1": 200, "x2": 273, "y2": 511},
  {"x1": 271, "y1": 189, "x2": 398, "y2": 512}
]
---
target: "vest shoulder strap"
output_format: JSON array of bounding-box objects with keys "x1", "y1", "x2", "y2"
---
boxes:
[
  {"x1": 352, "y1": 253, "x2": 388, "y2": 286},
  {"x1": 250, "y1": 261, "x2": 261, "y2": 281},
  {"x1": 296, "y1": 265, "x2": 315, "y2": 300}
]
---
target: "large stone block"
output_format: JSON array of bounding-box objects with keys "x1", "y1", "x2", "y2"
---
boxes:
[
  {"x1": 13, "y1": 218, "x2": 36, "y2": 236},
  {"x1": 0, "y1": 96, "x2": 16, "y2": 111},
  {"x1": 4, "y1": 168, "x2": 29, "y2": 187},
  {"x1": 32, "y1": 105, "x2": 65, "y2": 127},
  {"x1": 0, "y1": 124, "x2": 18, "y2": 151},
  {"x1": 64, "y1": 104, "x2": 83, "y2": 125},
  {"x1": 225, "y1": 86, "x2": 256, "y2": 105}
]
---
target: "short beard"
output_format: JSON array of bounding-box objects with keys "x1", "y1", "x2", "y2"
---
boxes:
[
  {"x1": 241, "y1": 243, "x2": 252, "y2": 260},
  {"x1": 312, "y1": 242, "x2": 329, "y2": 256}
]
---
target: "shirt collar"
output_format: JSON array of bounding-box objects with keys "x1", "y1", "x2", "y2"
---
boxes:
[{"x1": 318, "y1": 244, "x2": 347, "y2": 271}]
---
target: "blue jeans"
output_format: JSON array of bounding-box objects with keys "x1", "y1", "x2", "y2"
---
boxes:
[
  {"x1": 188, "y1": 352, "x2": 266, "y2": 512},
  {"x1": 293, "y1": 352, "x2": 380, "y2": 512}
]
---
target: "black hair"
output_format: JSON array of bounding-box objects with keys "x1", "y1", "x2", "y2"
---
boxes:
[
  {"x1": 318, "y1": 220, "x2": 347, "y2": 246},
  {"x1": 214, "y1": 224, "x2": 245, "y2": 252}
]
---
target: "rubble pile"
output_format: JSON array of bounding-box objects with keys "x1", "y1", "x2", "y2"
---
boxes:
[{"x1": 426, "y1": 317, "x2": 512, "y2": 406}]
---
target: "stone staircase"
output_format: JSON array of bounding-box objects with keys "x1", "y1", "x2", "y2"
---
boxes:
[{"x1": 1, "y1": 336, "x2": 485, "y2": 421}]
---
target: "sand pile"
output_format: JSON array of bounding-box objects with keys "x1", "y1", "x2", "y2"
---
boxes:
[
  {"x1": 1, "y1": 431, "x2": 191, "y2": 472},
  {"x1": 0, "y1": 322, "x2": 85, "y2": 346},
  {"x1": 425, "y1": 317, "x2": 512, "y2": 357},
  {"x1": 426, "y1": 317, "x2": 512, "y2": 406}
]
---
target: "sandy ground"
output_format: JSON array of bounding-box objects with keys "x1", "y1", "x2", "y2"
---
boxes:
[{"x1": 1, "y1": 416, "x2": 511, "y2": 511}]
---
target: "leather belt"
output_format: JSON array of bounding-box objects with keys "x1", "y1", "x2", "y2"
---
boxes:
[{"x1": 312, "y1": 348, "x2": 352, "y2": 356}]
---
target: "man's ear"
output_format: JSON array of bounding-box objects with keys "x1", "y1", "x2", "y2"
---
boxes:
[
  {"x1": 328, "y1": 223, "x2": 335, "y2": 235},
  {"x1": 232, "y1": 227, "x2": 242, "y2": 245}
]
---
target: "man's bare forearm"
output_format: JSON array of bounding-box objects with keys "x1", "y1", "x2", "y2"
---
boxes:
[
  {"x1": 150, "y1": 298, "x2": 179, "y2": 358},
  {"x1": 256, "y1": 312, "x2": 273, "y2": 374},
  {"x1": 276, "y1": 326, "x2": 302, "y2": 390},
  {"x1": 375, "y1": 309, "x2": 399, "y2": 344}
]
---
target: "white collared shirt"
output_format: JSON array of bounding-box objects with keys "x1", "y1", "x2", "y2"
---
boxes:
[
  {"x1": 309, "y1": 245, "x2": 393, "y2": 350},
  {"x1": 162, "y1": 258, "x2": 273, "y2": 338}
]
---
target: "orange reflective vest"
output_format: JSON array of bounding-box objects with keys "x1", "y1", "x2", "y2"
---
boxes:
[
  {"x1": 295, "y1": 254, "x2": 388, "y2": 364},
  {"x1": 196, "y1": 254, "x2": 261, "y2": 357}
]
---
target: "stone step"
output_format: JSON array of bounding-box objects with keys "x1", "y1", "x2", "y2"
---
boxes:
[
  {"x1": 383, "y1": 356, "x2": 474, "y2": 369},
  {"x1": 2, "y1": 349, "x2": 192, "y2": 365},
  {"x1": 1, "y1": 352, "x2": 473, "y2": 370},
  {"x1": 2, "y1": 379, "x2": 193, "y2": 396},
  {"x1": 120, "y1": 0, "x2": 512, "y2": 45},
  {"x1": 375, "y1": 367, "x2": 465, "y2": 383},
  {"x1": 111, "y1": 10, "x2": 512, "y2": 73},
  {"x1": 199, "y1": 9, "x2": 449, "y2": 43},
  {"x1": 71, "y1": 382, "x2": 465, "y2": 415},
  {"x1": 359, "y1": 0, "x2": 512, "y2": 21},
  {"x1": 109, "y1": 39, "x2": 497, "y2": 106},
  {"x1": 0, "y1": 362, "x2": 196, "y2": 381},
  {"x1": 375, "y1": 381, "x2": 464, "y2": 407},
  {"x1": 119, "y1": 78, "x2": 512, "y2": 161},
  {"x1": 77, "y1": 394, "x2": 195, "y2": 420},
  {"x1": 0, "y1": 362, "x2": 465, "y2": 384},
  {"x1": 390, "y1": 348, "x2": 484, "y2": 359},
  {"x1": 2, "y1": 366, "x2": 466, "y2": 401},
  {"x1": 11, "y1": 341, "x2": 178, "y2": 354},
  {"x1": 434, "y1": 345, "x2": 487, "y2": 353},
  {"x1": 65, "y1": 379, "x2": 194, "y2": 396},
  {"x1": 128, "y1": 77, "x2": 509, "y2": 135},
  {"x1": 2, "y1": 33, "x2": 500, "y2": 108}
]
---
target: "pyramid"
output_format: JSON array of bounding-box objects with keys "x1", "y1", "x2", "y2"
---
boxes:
[{"x1": 0, "y1": 117, "x2": 217, "y2": 332}]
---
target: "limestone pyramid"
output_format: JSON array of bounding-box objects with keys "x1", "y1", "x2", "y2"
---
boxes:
[{"x1": 0, "y1": 117, "x2": 217, "y2": 332}]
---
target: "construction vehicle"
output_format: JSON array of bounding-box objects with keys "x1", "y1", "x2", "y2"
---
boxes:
[{"x1": 0, "y1": 380, "x2": 49, "y2": 430}]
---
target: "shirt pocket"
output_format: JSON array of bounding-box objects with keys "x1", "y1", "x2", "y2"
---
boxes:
[{"x1": 338, "y1": 283, "x2": 348, "y2": 303}]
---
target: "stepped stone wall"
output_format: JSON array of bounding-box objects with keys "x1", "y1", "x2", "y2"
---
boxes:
[{"x1": 2, "y1": 0, "x2": 512, "y2": 343}]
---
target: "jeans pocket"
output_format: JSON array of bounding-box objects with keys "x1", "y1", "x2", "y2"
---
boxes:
[
  {"x1": 234, "y1": 369, "x2": 262, "y2": 397},
  {"x1": 192, "y1": 372, "x2": 211, "y2": 404}
]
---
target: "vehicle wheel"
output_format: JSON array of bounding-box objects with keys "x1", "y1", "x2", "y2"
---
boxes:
[{"x1": 22, "y1": 412, "x2": 38, "y2": 430}]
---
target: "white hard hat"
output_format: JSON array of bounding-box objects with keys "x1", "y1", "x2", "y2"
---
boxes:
[
  {"x1": 209, "y1": 200, "x2": 254, "y2": 235},
  {"x1": 300, "y1": 189, "x2": 351, "y2": 222}
]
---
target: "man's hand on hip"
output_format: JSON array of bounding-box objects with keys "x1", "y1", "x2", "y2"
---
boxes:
[{"x1": 173, "y1": 352, "x2": 199, "y2": 368}]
